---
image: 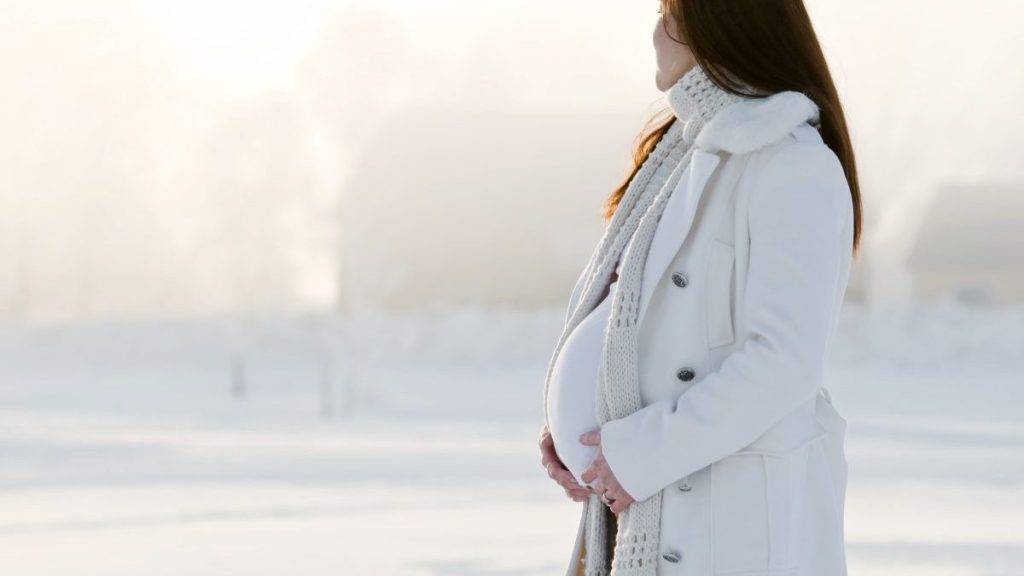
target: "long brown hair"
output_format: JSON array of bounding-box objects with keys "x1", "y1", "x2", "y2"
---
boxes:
[{"x1": 604, "y1": 0, "x2": 862, "y2": 258}]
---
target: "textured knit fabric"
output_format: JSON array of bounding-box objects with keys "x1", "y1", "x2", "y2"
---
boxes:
[{"x1": 541, "y1": 63, "x2": 757, "y2": 576}]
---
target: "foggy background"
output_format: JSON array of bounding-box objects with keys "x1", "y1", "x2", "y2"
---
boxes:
[
  {"x1": 4, "y1": 0, "x2": 1021, "y2": 321},
  {"x1": 1, "y1": 1, "x2": 1022, "y2": 575}
]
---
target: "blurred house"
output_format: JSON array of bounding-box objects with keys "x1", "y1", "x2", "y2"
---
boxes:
[{"x1": 905, "y1": 181, "x2": 1024, "y2": 306}]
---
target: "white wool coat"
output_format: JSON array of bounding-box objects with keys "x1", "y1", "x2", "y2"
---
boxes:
[{"x1": 563, "y1": 91, "x2": 854, "y2": 576}]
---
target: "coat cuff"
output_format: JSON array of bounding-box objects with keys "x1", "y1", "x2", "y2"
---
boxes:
[{"x1": 600, "y1": 412, "x2": 662, "y2": 503}]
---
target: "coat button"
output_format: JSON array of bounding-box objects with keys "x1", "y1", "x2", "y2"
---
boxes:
[
  {"x1": 662, "y1": 550, "x2": 682, "y2": 563},
  {"x1": 676, "y1": 367, "x2": 695, "y2": 382},
  {"x1": 678, "y1": 478, "x2": 692, "y2": 492},
  {"x1": 671, "y1": 272, "x2": 689, "y2": 288}
]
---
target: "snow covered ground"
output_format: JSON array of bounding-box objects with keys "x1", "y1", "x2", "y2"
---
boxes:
[{"x1": 1, "y1": 301, "x2": 1022, "y2": 576}]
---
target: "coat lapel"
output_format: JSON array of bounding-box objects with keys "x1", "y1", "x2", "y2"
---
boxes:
[
  {"x1": 571, "y1": 91, "x2": 821, "y2": 333},
  {"x1": 631, "y1": 90, "x2": 822, "y2": 330},
  {"x1": 636, "y1": 148, "x2": 722, "y2": 330}
]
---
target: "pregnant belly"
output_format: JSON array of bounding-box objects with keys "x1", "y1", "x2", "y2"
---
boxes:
[{"x1": 547, "y1": 281, "x2": 616, "y2": 487}]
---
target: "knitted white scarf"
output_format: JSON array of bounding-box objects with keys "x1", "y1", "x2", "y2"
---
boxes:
[{"x1": 543, "y1": 64, "x2": 756, "y2": 575}]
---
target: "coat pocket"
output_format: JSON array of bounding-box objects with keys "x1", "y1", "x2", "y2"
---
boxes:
[
  {"x1": 710, "y1": 452, "x2": 770, "y2": 574},
  {"x1": 709, "y1": 418, "x2": 830, "y2": 575},
  {"x1": 705, "y1": 239, "x2": 736, "y2": 349}
]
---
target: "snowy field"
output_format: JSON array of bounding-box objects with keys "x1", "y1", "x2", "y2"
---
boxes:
[{"x1": 1, "y1": 301, "x2": 1022, "y2": 576}]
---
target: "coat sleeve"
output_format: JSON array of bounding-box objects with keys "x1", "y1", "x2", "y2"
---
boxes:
[{"x1": 598, "y1": 140, "x2": 852, "y2": 503}]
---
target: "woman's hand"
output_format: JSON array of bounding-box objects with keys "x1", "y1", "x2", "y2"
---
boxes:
[
  {"x1": 579, "y1": 429, "x2": 636, "y2": 514},
  {"x1": 539, "y1": 425, "x2": 594, "y2": 502}
]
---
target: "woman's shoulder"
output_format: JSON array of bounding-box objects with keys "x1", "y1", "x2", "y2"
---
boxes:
[
  {"x1": 751, "y1": 124, "x2": 844, "y2": 178},
  {"x1": 741, "y1": 128, "x2": 853, "y2": 230},
  {"x1": 695, "y1": 89, "x2": 851, "y2": 225}
]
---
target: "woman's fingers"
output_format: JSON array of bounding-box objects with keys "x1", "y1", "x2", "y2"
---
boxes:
[
  {"x1": 546, "y1": 460, "x2": 571, "y2": 484},
  {"x1": 539, "y1": 431, "x2": 552, "y2": 455},
  {"x1": 599, "y1": 483, "x2": 634, "y2": 514},
  {"x1": 550, "y1": 465, "x2": 584, "y2": 490},
  {"x1": 539, "y1": 432, "x2": 560, "y2": 467},
  {"x1": 547, "y1": 460, "x2": 588, "y2": 501},
  {"x1": 610, "y1": 492, "x2": 634, "y2": 514},
  {"x1": 580, "y1": 462, "x2": 598, "y2": 485},
  {"x1": 540, "y1": 435, "x2": 577, "y2": 484},
  {"x1": 578, "y1": 429, "x2": 601, "y2": 446},
  {"x1": 545, "y1": 461, "x2": 560, "y2": 479},
  {"x1": 566, "y1": 486, "x2": 590, "y2": 502},
  {"x1": 539, "y1": 428, "x2": 553, "y2": 448},
  {"x1": 546, "y1": 460, "x2": 588, "y2": 491},
  {"x1": 539, "y1": 426, "x2": 591, "y2": 500}
]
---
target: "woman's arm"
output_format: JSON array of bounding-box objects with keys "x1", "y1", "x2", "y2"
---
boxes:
[{"x1": 598, "y1": 141, "x2": 852, "y2": 503}]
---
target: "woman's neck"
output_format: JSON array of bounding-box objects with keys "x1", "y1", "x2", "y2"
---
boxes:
[{"x1": 666, "y1": 64, "x2": 753, "y2": 144}]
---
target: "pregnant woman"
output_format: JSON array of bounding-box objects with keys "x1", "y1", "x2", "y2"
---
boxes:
[{"x1": 538, "y1": 1, "x2": 862, "y2": 575}]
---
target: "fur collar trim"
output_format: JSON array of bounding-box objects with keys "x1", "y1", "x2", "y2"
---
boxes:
[{"x1": 694, "y1": 90, "x2": 821, "y2": 155}]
